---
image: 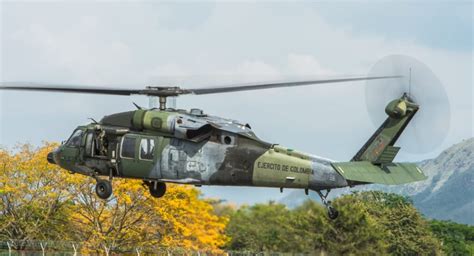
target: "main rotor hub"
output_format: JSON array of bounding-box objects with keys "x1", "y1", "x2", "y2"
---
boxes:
[
  {"x1": 143, "y1": 86, "x2": 191, "y2": 110},
  {"x1": 142, "y1": 86, "x2": 190, "y2": 97}
]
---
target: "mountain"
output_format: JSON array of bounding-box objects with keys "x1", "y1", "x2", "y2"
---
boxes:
[{"x1": 279, "y1": 138, "x2": 474, "y2": 225}]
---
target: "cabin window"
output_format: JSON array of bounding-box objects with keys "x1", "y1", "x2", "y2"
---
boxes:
[
  {"x1": 66, "y1": 130, "x2": 83, "y2": 147},
  {"x1": 139, "y1": 138, "x2": 155, "y2": 161},
  {"x1": 121, "y1": 136, "x2": 136, "y2": 159}
]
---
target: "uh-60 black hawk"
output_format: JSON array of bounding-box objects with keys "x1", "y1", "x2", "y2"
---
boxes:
[{"x1": 0, "y1": 55, "x2": 450, "y2": 219}]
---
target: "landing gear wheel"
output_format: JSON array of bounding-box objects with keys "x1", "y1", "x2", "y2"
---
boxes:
[
  {"x1": 95, "y1": 179, "x2": 113, "y2": 199},
  {"x1": 316, "y1": 190, "x2": 339, "y2": 220},
  {"x1": 149, "y1": 182, "x2": 166, "y2": 198},
  {"x1": 327, "y1": 206, "x2": 339, "y2": 220}
]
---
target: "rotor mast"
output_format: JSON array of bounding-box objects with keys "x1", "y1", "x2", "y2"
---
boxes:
[{"x1": 159, "y1": 96, "x2": 167, "y2": 110}]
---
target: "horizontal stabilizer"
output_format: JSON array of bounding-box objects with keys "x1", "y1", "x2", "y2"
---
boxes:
[
  {"x1": 375, "y1": 146, "x2": 400, "y2": 164},
  {"x1": 332, "y1": 161, "x2": 427, "y2": 185}
]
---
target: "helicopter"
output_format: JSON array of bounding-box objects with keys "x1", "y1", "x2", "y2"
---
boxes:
[{"x1": 1, "y1": 55, "x2": 449, "y2": 219}]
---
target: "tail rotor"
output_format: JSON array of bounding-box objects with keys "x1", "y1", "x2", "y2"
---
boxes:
[{"x1": 365, "y1": 55, "x2": 450, "y2": 154}]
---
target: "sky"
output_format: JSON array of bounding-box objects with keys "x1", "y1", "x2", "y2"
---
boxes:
[{"x1": 0, "y1": 1, "x2": 472, "y2": 205}]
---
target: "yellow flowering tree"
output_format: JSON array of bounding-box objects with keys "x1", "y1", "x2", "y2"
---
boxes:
[
  {"x1": 0, "y1": 143, "x2": 228, "y2": 253},
  {"x1": 0, "y1": 143, "x2": 74, "y2": 249}
]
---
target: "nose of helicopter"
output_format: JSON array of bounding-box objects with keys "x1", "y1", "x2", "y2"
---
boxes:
[{"x1": 47, "y1": 150, "x2": 57, "y2": 165}]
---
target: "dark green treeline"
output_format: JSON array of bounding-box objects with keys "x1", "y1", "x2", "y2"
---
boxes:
[{"x1": 222, "y1": 191, "x2": 474, "y2": 255}]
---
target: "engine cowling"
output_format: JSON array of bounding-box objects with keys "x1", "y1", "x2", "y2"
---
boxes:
[
  {"x1": 132, "y1": 109, "x2": 175, "y2": 134},
  {"x1": 131, "y1": 110, "x2": 212, "y2": 141}
]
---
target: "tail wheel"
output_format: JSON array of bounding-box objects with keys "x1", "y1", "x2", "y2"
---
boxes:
[
  {"x1": 149, "y1": 182, "x2": 166, "y2": 198},
  {"x1": 327, "y1": 206, "x2": 339, "y2": 220},
  {"x1": 316, "y1": 190, "x2": 339, "y2": 220},
  {"x1": 95, "y1": 179, "x2": 113, "y2": 199}
]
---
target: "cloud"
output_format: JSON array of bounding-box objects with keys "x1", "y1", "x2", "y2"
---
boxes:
[
  {"x1": 10, "y1": 22, "x2": 136, "y2": 84},
  {"x1": 287, "y1": 54, "x2": 336, "y2": 76},
  {"x1": 314, "y1": 2, "x2": 473, "y2": 51},
  {"x1": 234, "y1": 60, "x2": 281, "y2": 80}
]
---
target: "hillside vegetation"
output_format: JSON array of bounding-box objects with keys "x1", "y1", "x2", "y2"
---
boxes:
[{"x1": 1, "y1": 143, "x2": 473, "y2": 255}]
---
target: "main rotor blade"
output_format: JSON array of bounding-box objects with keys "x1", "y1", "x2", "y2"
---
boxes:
[
  {"x1": 0, "y1": 82, "x2": 141, "y2": 95},
  {"x1": 187, "y1": 76, "x2": 402, "y2": 95},
  {"x1": 0, "y1": 76, "x2": 402, "y2": 97}
]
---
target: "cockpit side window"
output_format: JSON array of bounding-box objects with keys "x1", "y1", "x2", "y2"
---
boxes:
[
  {"x1": 121, "y1": 136, "x2": 136, "y2": 159},
  {"x1": 66, "y1": 130, "x2": 84, "y2": 147}
]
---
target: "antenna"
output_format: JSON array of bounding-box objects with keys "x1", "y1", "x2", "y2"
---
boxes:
[{"x1": 132, "y1": 102, "x2": 142, "y2": 110}]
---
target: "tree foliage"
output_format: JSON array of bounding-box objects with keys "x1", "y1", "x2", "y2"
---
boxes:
[
  {"x1": 429, "y1": 219, "x2": 474, "y2": 255},
  {"x1": 0, "y1": 143, "x2": 228, "y2": 253},
  {"x1": 353, "y1": 191, "x2": 440, "y2": 255},
  {"x1": 226, "y1": 191, "x2": 445, "y2": 255},
  {"x1": 0, "y1": 143, "x2": 75, "y2": 248},
  {"x1": 226, "y1": 202, "x2": 295, "y2": 252}
]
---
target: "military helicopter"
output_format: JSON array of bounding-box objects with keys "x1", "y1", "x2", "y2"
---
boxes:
[{"x1": 0, "y1": 55, "x2": 449, "y2": 219}]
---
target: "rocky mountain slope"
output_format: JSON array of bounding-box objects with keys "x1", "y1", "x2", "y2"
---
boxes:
[{"x1": 280, "y1": 138, "x2": 474, "y2": 225}]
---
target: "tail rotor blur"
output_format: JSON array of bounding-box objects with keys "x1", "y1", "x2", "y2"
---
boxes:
[{"x1": 365, "y1": 55, "x2": 450, "y2": 154}]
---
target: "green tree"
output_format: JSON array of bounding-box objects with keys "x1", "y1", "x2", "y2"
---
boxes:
[
  {"x1": 349, "y1": 191, "x2": 441, "y2": 255},
  {"x1": 226, "y1": 201, "x2": 295, "y2": 252},
  {"x1": 324, "y1": 195, "x2": 389, "y2": 255},
  {"x1": 289, "y1": 200, "x2": 328, "y2": 253},
  {"x1": 225, "y1": 191, "x2": 444, "y2": 255},
  {"x1": 429, "y1": 220, "x2": 474, "y2": 255}
]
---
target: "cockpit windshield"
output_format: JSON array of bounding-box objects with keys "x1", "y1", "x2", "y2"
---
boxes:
[{"x1": 66, "y1": 129, "x2": 84, "y2": 147}]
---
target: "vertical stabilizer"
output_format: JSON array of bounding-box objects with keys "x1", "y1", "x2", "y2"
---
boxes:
[{"x1": 352, "y1": 94, "x2": 418, "y2": 163}]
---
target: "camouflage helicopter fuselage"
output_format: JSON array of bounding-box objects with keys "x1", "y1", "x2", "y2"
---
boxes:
[
  {"x1": 51, "y1": 108, "x2": 348, "y2": 192},
  {"x1": 49, "y1": 95, "x2": 428, "y2": 219}
]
